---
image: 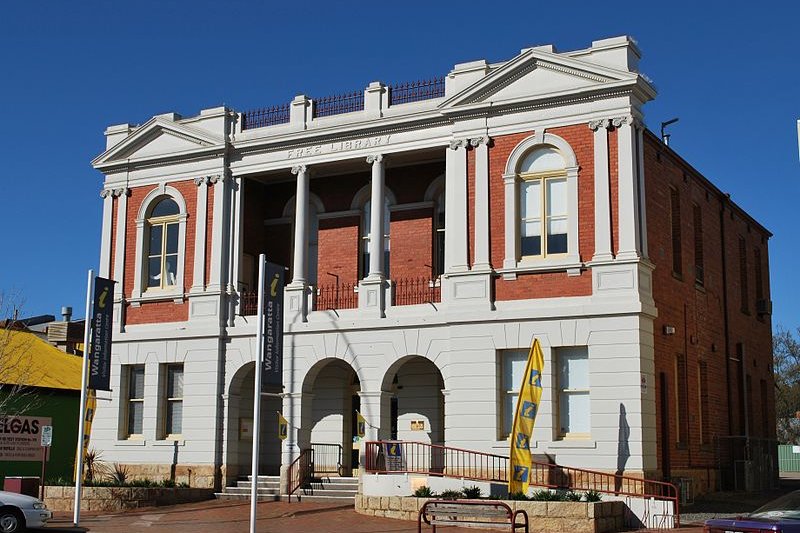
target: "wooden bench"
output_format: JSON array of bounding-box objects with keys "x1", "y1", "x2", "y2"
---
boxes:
[{"x1": 418, "y1": 500, "x2": 528, "y2": 532}]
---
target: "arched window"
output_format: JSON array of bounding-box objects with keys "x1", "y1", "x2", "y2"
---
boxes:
[
  {"x1": 146, "y1": 197, "x2": 181, "y2": 289},
  {"x1": 519, "y1": 146, "x2": 568, "y2": 258}
]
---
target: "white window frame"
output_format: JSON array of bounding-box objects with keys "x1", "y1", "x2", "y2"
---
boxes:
[
  {"x1": 161, "y1": 363, "x2": 184, "y2": 439},
  {"x1": 351, "y1": 185, "x2": 396, "y2": 280},
  {"x1": 132, "y1": 185, "x2": 188, "y2": 304},
  {"x1": 555, "y1": 346, "x2": 590, "y2": 439},
  {"x1": 498, "y1": 349, "x2": 530, "y2": 440},
  {"x1": 501, "y1": 132, "x2": 581, "y2": 278},
  {"x1": 124, "y1": 365, "x2": 145, "y2": 439}
]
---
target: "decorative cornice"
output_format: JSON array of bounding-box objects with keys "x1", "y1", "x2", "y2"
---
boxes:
[
  {"x1": 291, "y1": 165, "x2": 307, "y2": 175},
  {"x1": 448, "y1": 139, "x2": 469, "y2": 150},
  {"x1": 588, "y1": 118, "x2": 611, "y2": 131},
  {"x1": 366, "y1": 154, "x2": 383, "y2": 164}
]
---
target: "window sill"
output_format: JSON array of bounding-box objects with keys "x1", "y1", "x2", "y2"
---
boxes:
[
  {"x1": 115, "y1": 439, "x2": 146, "y2": 446},
  {"x1": 498, "y1": 257, "x2": 582, "y2": 280},
  {"x1": 546, "y1": 439, "x2": 596, "y2": 450},
  {"x1": 130, "y1": 290, "x2": 185, "y2": 306},
  {"x1": 154, "y1": 439, "x2": 185, "y2": 446}
]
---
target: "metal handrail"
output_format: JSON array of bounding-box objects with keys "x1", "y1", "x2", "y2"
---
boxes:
[
  {"x1": 311, "y1": 442, "x2": 344, "y2": 477},
  {"x1": 286, "y1": 448, "x2": 312, "y2": 503},
  {"x1": 364, "y1": 440, "x2": 680, "y2": 525}
]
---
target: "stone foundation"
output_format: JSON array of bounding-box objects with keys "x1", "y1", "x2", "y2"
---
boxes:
[
  {"x1": 98, "y1": 463, "x2": 218, "y2": 489},
  {"x1": 44, "y1": 486, "x2": 215, "y2": 512},
  {"x1": 355, "y1": 495, "x2": 625, "y2": 533}
]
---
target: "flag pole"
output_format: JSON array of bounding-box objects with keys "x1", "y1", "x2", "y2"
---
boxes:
[
  {"x1": 249, "y1": 254, "x2": 266, "y2": 533},
  {"x1": 73, "y1": 270, "x2": 94, "y2": 526}
]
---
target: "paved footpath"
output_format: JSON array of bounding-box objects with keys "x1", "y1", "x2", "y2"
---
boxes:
[{"x1": 41, "y1": 500, "x2": 482, "y2": 533}]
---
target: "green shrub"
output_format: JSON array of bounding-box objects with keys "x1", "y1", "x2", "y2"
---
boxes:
[
  {"x1": 530, "y1": 489, "x2": 560, "y2": 501},
  {"x1": 413, "y1": 485, "x2": 435, "y2": 497},
  {"x1": 508, "y1": 491, "x2": 529, "y2": 500},
  {"x1": 563, "y1": 490, "x2": 582, "y2": 501},
  {"x1": 584, "y1": 490, "x2": 602, "y2": 502},
  {"x1": 439, "y1": 489, "x2": 463, "y2": 500},
  {"x1": 462, "y1": 485, "x2": 483, "y2": 499}
]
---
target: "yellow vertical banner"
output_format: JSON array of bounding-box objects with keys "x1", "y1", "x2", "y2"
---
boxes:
[
  {"x1": 356, "y1": 411, "x2": 366, "y2": 438},
  {"x1": 508, "y1": 338, "x2": 545, "y2": 495},
  {"x1": 277, "y1": 412, "x2": 288, "y2": 440},
  {"x1": 74, "y1": 389, "x2": 96, "y2": 481}
]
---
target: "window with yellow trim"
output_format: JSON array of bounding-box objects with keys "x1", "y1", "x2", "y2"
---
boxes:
[
  {"x1": 518, "y1": 147, "x2": 568, "y2": 259},
  {"x1": 146, "y1": 197, "x2": 180, "y2": 290}
]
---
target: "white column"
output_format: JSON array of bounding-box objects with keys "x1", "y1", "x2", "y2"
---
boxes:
[
  {"x1": 502, "y1": 173, "x2": 517, "y2": 270},
  {"x1": 471, "y1": 136, "x2": 491, "y2": 271},
  {"x1": 590, "y1": 119, "x2": 613, "y2": 262},
  {"x1": 191, "y1": 177, "x2": 209, "y2": 293},
  {"x1": 208, "y1": 174, "x2": 227, "y2": 291},
  {"x1": 366, "y1": 154, "x2": 385, "y2": 279},
  {"x1": 615, "y1": 115, "x2": 641, "y2": 260},
  {"x1": 357, "y1": 390, "x2": 392, "y2": 441},
  {"x1": 445, "y1": 140, "x2": 469, "y2": 272},
  {"x1": 231, "y1": 177, "x2": 244, "y2": 291},
  {"x1": 98, "y1": 189, "x2": 114, "y2": 278},
  {"x1": 636, "y1": 125, "x2": 649, "y2": 259},
  {"x1": 112, "y1": 189, "x2": 129, "y2": 296},
  {"x1": 290, "y1": 165, "x2": 309, "y2": 285}
]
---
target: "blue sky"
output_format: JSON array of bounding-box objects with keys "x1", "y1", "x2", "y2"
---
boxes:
[{"x1": 0, "y1": 1, "x2": 797, "y2": 329}]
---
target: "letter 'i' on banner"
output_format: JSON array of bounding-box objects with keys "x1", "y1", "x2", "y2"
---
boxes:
[
  {"x1": 277, "y1": 412, "x2": 288, "y2": 440},
  {"x1": 356, "y1": 411, "x2": 366, "y2": 438},
  {"x1": 508, "y1": 338, "x2": 545, "y2": 496},
  {"x1": 89, "y1": 276, "x2": 115, "y2": 391},
  {"x1": 261, "y1": 262, "x2": 284, "y2": 391}
]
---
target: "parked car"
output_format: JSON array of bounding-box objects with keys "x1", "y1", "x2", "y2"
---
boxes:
[
  {"x1": 705, "y1": 490, "x2": 800, "y2": 533},
  {"x1": 0, "y1": 490, "x2": 52, "y2": 532}
]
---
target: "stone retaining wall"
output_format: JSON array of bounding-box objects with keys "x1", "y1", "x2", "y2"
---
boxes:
[
  {"x1": 355, "y1": 495, "x2": 625, "y2": 533},
  {"x1": 44, "y1": 486, "x2": 215, "y2": 511}
]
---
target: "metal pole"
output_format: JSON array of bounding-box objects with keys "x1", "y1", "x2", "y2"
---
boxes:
[
  {"x1": 249, "y1": 255, "x2": 266, "y2": 533},
  {"x1": 73, "y1": 270, "x2": 93, "y2": 526}
]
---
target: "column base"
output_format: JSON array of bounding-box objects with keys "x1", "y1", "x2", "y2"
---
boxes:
[
  {"x1": 358, "y1": 278, "x2": 386, "y2": 318},
  {"x1": 441, "y1": 270, "x2": 493, "y2": 311},
  {"x1": 284, "y1": 283, "x2": 309, "y2": 324}
]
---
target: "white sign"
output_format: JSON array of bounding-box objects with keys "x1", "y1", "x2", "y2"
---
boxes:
[
  {"x1": 41, "y1": 425, "x2": 53, "y2": 447},
  {"x1": 792, "y1": 445, "x2": 800, "y2": 454}
]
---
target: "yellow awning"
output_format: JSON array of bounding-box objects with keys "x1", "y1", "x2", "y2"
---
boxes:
[{"x1": 0, "y1": 330, "x2": 83, "y2": 391}]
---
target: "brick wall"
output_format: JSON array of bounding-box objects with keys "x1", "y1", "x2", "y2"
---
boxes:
[
  {"x1": 317, "y1": 216, "x2": 360, "y2": 284},
  {"x1": 389, "y1": 207, "x2": 434, "y2": 280},
  {"x1": 644, "y1": 131, "x2": 774, "y2": 485},
  {"x1": 489, "y1": 125, "x2": 595, "y2": 300}
]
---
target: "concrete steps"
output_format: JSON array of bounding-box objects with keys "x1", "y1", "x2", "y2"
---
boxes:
[{"x1": 215, "y1": 475, "x2": 358, "y2": 503}]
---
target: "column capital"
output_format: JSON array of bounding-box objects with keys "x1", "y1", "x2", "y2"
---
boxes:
[
  {"x1": 112, "y1": 187, "x2": 130, "y2": 198},
  {"x1": 611, "y1": 115, "x2": 634, "y2": 128},
  {"x1": 469, "y1": 136, "x2": 491, "y2": 147},
  {"x1": 207, "y1": 174, "x2": 223, "y2": 185},
  {"x1": 449, "y1": 139, "x2": 469, "y2": 150},
  {"x1": 100, "y1": 188, "x2": 113, "y2": 199},
  {"x1": 588, "y1": 118, "x2": 611, "y2": 131},
  {"x1": 366, "y1": 154, "x2": 384, "y2": 165},
  {"x1": 291, "y1": 165, "x2": 308, "y2": 175}
]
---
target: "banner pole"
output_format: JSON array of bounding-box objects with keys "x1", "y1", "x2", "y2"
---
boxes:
[
  {"x1": 73, "y1": 269, "x2": 93, "y2": 527},
  {"x1": 249, "y1": 255, "x2": 266, "y2": 533}
]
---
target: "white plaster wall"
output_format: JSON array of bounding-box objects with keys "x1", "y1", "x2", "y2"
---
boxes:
[{"x1": 395, "y1": 359, "x2": 443, "y2": 444}]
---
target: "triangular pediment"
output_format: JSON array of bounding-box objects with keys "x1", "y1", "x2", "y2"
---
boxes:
[
  {"x1": 440, "y1": 48, "x2": 639, "y2": 110},
  {"x1": 93, "y1": 117, "x2": 224, "y2": 168}
]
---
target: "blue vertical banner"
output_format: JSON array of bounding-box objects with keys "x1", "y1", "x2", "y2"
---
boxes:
[
  {"x1": 88, "y1": 276, "x2": 114, "y2": 391},
  {"x1": 508, "y1": 337, "x2": 545, "y2": 495},
  {"x1": 261, "y1": 261, "x2": 284, "y2": 391}
]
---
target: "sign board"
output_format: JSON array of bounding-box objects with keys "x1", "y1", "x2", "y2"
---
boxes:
[
  {"x1": 793, "y1": 445, "x2": 800, "y2": 454},
  {"x1": 381, "y1": 441, "x2": 407, "y2": 472},
  {"x1": 261, "y1": 262, "x2": 284, "y2": 390},
  {"x1": 40, "y1": 425, "x2": 53, "y2": 447},
  {"x1": 0, "y1": 416, "x2": 52, "y2": 461},
  {"x1": 89, "y1": 276, "x2": 115, "y2": 390}
]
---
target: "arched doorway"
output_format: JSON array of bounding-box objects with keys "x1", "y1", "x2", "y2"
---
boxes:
[
  {"x1": 226, "y1": 363, "x2": 282, "y2": 478},
  {"x1": 302, "y1": 358, "x2": 360, "y2": 476},
  {"x1": 382, "y1": 356, "x2": 445, "y2": 444}
]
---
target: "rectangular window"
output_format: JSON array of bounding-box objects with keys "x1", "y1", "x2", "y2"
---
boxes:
[
  {"x1": 754, "y1": 247, "x2": 764, "y2": 311},
  {"x1": 670, "y1": 187, "x2": 682, "y2": 277},
  {"x1": 163, "y1": 364, "x2": 184, "y2": 437},
  {"x1": 693, "y1": 203, "x2": 704, "y2": 286},
  {"x1": 675, "y1": 354, "x2": 688, "y2": 445},
  {"x1": 698, "y1": 361, "x2": 709, "y2": 445},
  {"x1": 520, "y1": 176, "x2": 568, "y2": 258},
  {"x1": 556, "y1": 347, "x2": 589, "y2": 438},
  {"x1": 739, "y1": 236, "x2": 749, "y2": 313},
  {"x1": 126, "y1": 365, "x2": 145, "y2": 437},
  {"x1": 499, "y1": 349, "x2": 529, "y2": 438}
]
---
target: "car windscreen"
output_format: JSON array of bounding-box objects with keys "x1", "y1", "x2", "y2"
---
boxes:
[{"x1": 750, "y1": 491, "x2": 800, "y2": 520}]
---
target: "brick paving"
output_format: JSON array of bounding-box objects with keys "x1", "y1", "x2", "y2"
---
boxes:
[{"x1": 42, "y1": 499, "x2": 480, "y2": 532}]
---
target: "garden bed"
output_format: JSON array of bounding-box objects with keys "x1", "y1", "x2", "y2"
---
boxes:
[{"x1": 44, "y1": 486, "x2": 215, "y2": 511}]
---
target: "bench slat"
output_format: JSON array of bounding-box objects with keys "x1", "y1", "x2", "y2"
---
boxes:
[
  {"x1": 428, "y1": 509, "x2": 510, "y2": 518},
  {"x1": 430, "y1": 519, "x2": 516, "y2": 529}
]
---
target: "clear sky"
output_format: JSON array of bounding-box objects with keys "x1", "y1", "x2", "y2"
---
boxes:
[{"x1": 0, "y1": 1, "x2": 797, "y2": 329}]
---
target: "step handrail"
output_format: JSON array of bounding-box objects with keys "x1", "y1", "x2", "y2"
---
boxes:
[
  {"x1": 286, "y1": 448, "x2": 313, "y2": 503},
  {"x1": 364, "y1": 440, "x2": 680, "y2": 525}
]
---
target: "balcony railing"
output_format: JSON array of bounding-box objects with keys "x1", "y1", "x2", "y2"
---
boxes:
[
  {"x1": 240, "y1": 291, "x2": 258, "y2": 316},
  {"x1": 393, "y1": 278, "x2": 441, "y2": 306},
  {"x1": 388, "y1": 77, "x2": 445, "y2": 105},
  {"x1": 313, "y1": 90, "x2": 364, "y2": 118},
  {"x1": 314, "y1": 282, "x2": 358, "y2": 311},
  {"x1": 241, "y1": 103, "x2": 290, "y2": 130}
]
